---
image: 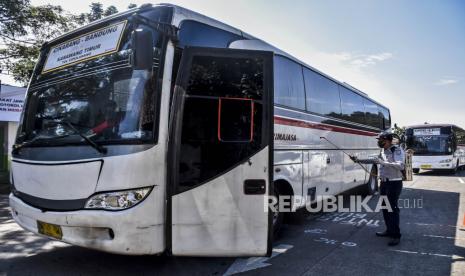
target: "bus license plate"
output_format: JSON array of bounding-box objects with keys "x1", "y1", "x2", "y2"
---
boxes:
[
  {"x1": 421, "y1": 164, "x2": 432, "y2": 169},
  {"x1": 37, "y1": 221, "x2": 63, "y2": 240}
]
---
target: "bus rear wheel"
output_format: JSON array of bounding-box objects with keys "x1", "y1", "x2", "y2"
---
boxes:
[
  {"x1": 413, "y1": 168, "x2": 420, "y2": 174},
  {"x1": 364, "y1": 168, "x2": 378, "y2": 195},
  {"x1": 271, "y1": 186, "x2": 284, "y2": 239}
]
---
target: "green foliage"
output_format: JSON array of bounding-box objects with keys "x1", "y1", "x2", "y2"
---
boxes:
[
  {"x1": 74, "y1": 2, "x2": 119, "y2": 24},
  {"x1": 104, "y1": 6, "x2": 118, "y2": 17},
  {"x1": 0, "y1": 0, "x2": 71, "y2": 85},
  {"x1": 0, "y1": 0, "x2": 124, "y2": 85},
  {"x1": 392, "y1": 124, "x2": 406, "y2": 136}
]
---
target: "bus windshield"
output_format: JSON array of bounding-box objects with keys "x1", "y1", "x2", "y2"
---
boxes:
[
  {"x1": 16, "y1": 7, "x2": 172, "y2": 147},
  {"x1": 409, "y1": 135, "x2": 453, "y2": 155},
  {"x1": 19, "y1": 68, "x2": 155, "y2": 145}
]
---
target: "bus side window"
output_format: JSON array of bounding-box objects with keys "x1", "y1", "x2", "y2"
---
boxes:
[{"x1": 218, "y1": 98, "x2": 254, "y2": 142}]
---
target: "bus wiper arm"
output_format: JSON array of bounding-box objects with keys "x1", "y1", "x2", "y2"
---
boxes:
[
  {"x1": 62, "y1": 121, "x2": 108, "y2": 154},
  {"x1": 12, "y1": 134, "x2": 70, "y2": 154}
]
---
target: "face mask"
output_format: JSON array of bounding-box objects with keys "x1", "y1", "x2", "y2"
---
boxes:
[{"x1": 377, "y1": 140, "x2": 386, "y2": 148}]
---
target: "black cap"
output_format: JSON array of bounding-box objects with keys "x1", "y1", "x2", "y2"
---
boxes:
[{"x1": 377, "y1": 132, "x2": 393, "y2": 141}]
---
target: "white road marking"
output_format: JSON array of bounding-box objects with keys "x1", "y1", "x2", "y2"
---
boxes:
[
  {"x1": 314, "y1": 212, "x2": 380, "y2": 227},
  {"x1": 406, "y1": 222, "x2": 458, "y2": 228},
  {"x1": 390, "y1": 249, "x2": 454, "y2": 258},
  {"x1": 458, "y1": 178, "x2": 464, "y2": 184},
  {"x1": 223, "y1": 244, "x2": 293, "y2": 276},
  {"x1": 423, "y1": 234, "x2": 455, "y2": 239},
  {"x1": 304, "y1": 228, "x2": 327, "y2": 234},
  {"x1": 313, "y1": 237, "x2": 358, "y2": 247},
  {"x1": 423, "y1": 234, "x2": 465, "y2": 241}
]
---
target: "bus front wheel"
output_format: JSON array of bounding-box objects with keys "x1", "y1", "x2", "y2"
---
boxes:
[
  {"x1": 451, "y1": 161, "x2": 459, "y2": 174},
  {"x1": 413, "y1": 168, "x2": 420, "y2": 174}
]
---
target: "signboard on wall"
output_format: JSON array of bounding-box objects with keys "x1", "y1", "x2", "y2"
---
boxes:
[{"x1": 0, "y1": 85, "x2": 26, "y2": 122}]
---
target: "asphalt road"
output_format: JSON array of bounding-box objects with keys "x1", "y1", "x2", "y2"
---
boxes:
[{"x1": 1, "y1": 170, "x2": 465, "y2": 276}]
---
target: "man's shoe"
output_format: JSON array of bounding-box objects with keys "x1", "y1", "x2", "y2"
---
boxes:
[
  {"x1": 388, "y1": 238, "x2": 400, "y2": 246},
  {"x1": 376, "y1": 231, "x2": 390, "y2": 237}
]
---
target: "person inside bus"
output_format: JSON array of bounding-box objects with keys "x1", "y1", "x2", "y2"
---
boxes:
[
  {"x1": 351, "y1": 132, "x2": 405, "y2": 246},
  {"x1": 87, "y1": 100, "x2": 119, "y2": 139}
]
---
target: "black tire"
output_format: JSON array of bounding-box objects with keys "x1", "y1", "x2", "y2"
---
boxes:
[
  {"x1": 271, "y1": 186, "x2": 284, "y2": 238},
  {"x1": 364, "y1": 167, "x2": 378, "y2": 195},
  {"x1": 451, "y1": 161, "x2": 459, "y2": 174},
  {"x1": 413, "y1": 168, "x2": 420, "y2": 174}
]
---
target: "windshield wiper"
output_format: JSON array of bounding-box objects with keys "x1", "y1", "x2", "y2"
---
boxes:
[
  {"x1": 61, "y1": 121, "x2": 108, "y2": 154},
  {"x1": 12, "y1": 134, "x2": 70, "y2": 154}
]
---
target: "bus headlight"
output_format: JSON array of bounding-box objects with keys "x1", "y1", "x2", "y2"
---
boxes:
[
  {"x1": 439, "y1": 159, "x2": 453, "y2": 163},
  {"x1": 84, "y1": 187, "x2": 153, "y2": 210}
]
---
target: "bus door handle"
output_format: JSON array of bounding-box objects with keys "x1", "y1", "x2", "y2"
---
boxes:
[
  {"x1": 244, "y1": 179, "x2": 266, "y2": 195},
  {"x1": 326, "y1": 157, "x2": 331, "y2": 164}
]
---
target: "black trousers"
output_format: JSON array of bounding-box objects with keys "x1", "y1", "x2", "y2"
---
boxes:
[{"x1": 380, "y1": 180, "x2": 403, "y2": 238}]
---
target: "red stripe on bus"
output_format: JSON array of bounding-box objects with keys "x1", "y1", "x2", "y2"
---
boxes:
[{"x1": 274, "y1": 116, "x2": 379, "y2": 137}]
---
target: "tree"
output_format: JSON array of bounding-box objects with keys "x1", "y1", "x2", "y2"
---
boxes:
[
  {"x1": 0, "y1": 1, "x2": 120, "y2": 85},
  {"x1": 73, "y1": 3, "x2": 118, "y2": 25},
  {"x1": 0, "y1": 0, "x2": 71, "y2": 84},
  {"x1": 104, "y1": 6, "x2": 118, "y2": 17},
  {"x1": 392, "y1": 123, "x2": 406, "y2": 137}
]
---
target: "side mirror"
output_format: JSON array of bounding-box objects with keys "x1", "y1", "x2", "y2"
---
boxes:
[{"x1": 131, "y1": 28, "x2": 153, "y2": 70}]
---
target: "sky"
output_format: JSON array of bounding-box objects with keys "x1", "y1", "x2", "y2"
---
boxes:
[{"x1": 4, "y1": 0, "x2": 463, "y2": 128}]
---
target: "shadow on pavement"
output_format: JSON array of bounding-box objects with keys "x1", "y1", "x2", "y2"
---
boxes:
[
  {"x1": 416, "y1": 167, "x2": 465, "y2": 178},
  {"x1": 2, "y1": 245, "x2": 235, "y2": 276},
  {"x1": 276, "y1": 185, "x2": 465, "y2": 276},
  {"x1": 1, "y1": 183, "x2": 465, "y2": 275}
]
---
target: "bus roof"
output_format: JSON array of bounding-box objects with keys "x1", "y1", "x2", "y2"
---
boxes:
[
  {"x1": 406, "y1": 124, "x2": 463, "y2": 130},
  {"x1": 165, "y1": 4, "x2": 386, "y2": 108},
  {"x1": 44, "y1": 3, "x2": 388, "y2": 110}
]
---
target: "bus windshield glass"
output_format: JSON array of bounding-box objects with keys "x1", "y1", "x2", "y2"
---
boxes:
[
  {"x1": 16, "y1": 8, "x2": 172, "y2": 146},
  {"x1": 409, "y1": 135, "x2": 453, "y2": 155}
]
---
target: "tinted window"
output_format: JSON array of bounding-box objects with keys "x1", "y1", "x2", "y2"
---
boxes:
[
  {"x1": 363, "y1": 99, "x2": 381, "y2": 129},
  {"x1": 303, "y1": 68, "x2": 341, "y2": 117},
  {"x1": 340, "y1": 86, "x2": 366, "y2": 125},
  {"x1": 219, "y1": 99, "x2": 253, "y2": 142},
  {"x1": 179, "y1": 20, "x2": 242, "y2": 48},
  {"x1": 186, "y1": 56, "x2": 264, "y2": 99},
  {"x1": 379, "y1": 106, "x2": 391, "y2": 130},
  {"x1": 454, "y1": 127, "x2": 465, "y2": 145},
  {"x1": 178, "y1": 55, "x2": 265, "y2": 192},
  {"x1": 274, "y1": 56, "x2": 306, "y2": 110}
]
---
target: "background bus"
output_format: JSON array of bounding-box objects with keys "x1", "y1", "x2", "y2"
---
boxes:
[
  {"x1": 9, "y1": 3, "x2": 389, "y2": 256},
  {"x1": 405, "y1": 124, "x2": 465, "y2": 173}
]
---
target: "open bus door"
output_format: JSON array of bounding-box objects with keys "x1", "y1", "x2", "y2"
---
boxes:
[{"x1": 168, "y1": 47, "x2": 274, "y2": 256}]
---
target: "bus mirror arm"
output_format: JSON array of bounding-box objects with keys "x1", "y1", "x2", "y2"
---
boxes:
[
  {"x1": 129, "y1": 13, "x2": 178, "y2": 41},
  {"x1": 131, "y1": 28, "x2": 154, "y2": 70}
]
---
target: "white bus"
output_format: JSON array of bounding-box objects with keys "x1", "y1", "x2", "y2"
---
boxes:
[
  {"x1": 405, "y1": 124, "x2": 465, "y2": 174},
  {"x1": 9, "y1": 4, "x2": 390, "y2": 256}
]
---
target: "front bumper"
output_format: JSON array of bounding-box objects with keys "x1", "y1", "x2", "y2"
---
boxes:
[
  {"x1": 9, "y1": 192, "x2": 164, "y2": 255},
  {"x1": 413, "y1": 161, "x2": 454, "y2": 170}
]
